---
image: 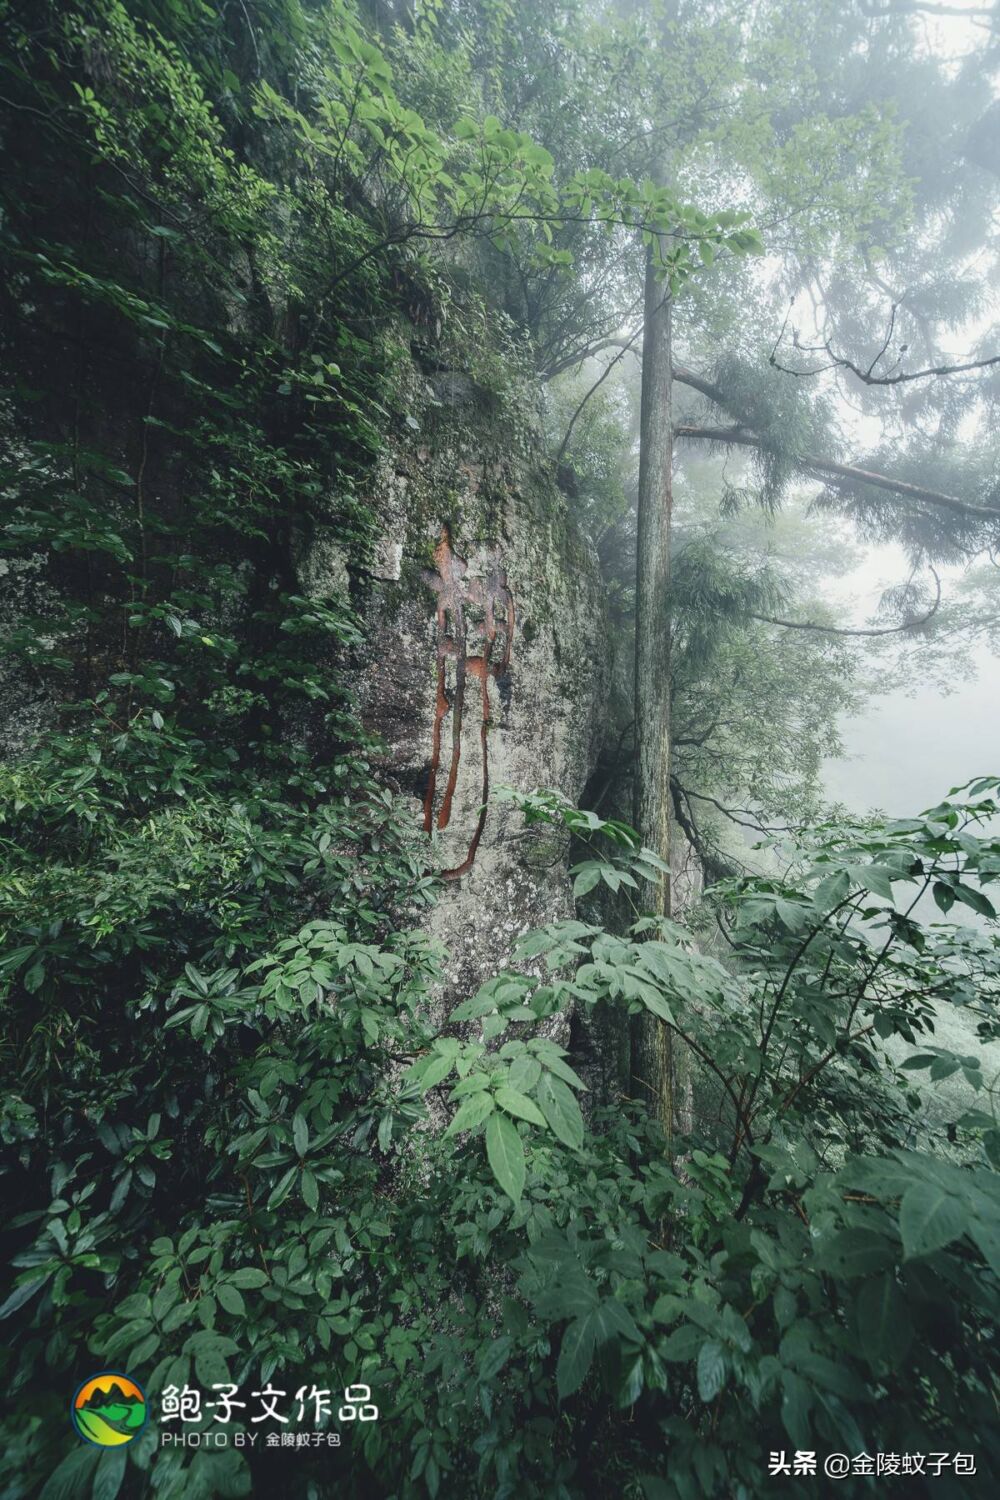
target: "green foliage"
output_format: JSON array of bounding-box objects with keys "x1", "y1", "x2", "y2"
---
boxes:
[
  {"x1": 245, "y1": 0, "x2": 759, "y2": 313},
  {"x1": 424, "y1": 783, "x2": 1000, "y2": 1497},
  {"x1": 0, "y1": 1, "x2": 443, "y2": 1492},
  {"x1": 667, "y1": 533, "x2": 862, "y2": 865},
  {"x1": 546, "y1": 374, "x2": 636, "y2": 547},
  {"x1": 398, "y1": 0, "x2": 912, "y2": 379}
]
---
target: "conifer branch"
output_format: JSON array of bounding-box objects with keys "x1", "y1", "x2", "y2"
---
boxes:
[{"x1": 673, "y1": 409, "x2": 1000, "y2": 523}]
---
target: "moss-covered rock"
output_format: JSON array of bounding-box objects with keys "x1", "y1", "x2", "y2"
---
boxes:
[{"x1": 305, "y1": 335, "x2": 611, "y2": 1008}]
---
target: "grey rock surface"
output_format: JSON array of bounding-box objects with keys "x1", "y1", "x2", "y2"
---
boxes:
[{"x1": 344, "y1": 371, "x2": 610, "y2": 1011}]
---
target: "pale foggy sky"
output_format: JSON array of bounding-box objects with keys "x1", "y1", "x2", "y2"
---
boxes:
[
  {"x1": 818, "y1": 0, "x2": 999, "y2": 819},
  {"x1": 819, "y1": 536, "x2": 1000, "y2": 816},
  {"x1": 823, "y1": 658, "x2": 1000, "y2": 816},
  {"x1": 816, "y1": 525, "x2": 997, "y2": 814}
]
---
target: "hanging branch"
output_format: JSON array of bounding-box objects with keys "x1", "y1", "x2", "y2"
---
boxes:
[
  {"x1": 750, "y1": 567, "x2": 942, "y2": 637},
  {"x1": 669, "y1": 779, "x2": 741, "y2": 885},
  {"x1": 860, "y1": 1, "x2": 998, "y2": 22},
  {"x1": 673, "y1": 419, "x2": 1000, "y2": 524},
  {"x1": 768, "y1": 302, "x2": 1000, "y2": 386},
  {"x1": 676, "y1": 784, "x2": 795, "y2": 835},
  {"x1": 555, "y1": 323, "x2": 644, "y2": 463}
]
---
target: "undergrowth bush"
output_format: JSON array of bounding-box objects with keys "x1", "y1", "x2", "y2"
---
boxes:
[{"x1": 5, "y1": 778, "x2": 1000, "y2": 1498}]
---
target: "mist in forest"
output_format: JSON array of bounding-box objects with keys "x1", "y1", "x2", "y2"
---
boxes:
[
  {"x1": 822, "y1": 539, "x2": 1000, "y2": 816},
  {"x1": 825, "y1": 639, "x2": 1000, "y2": 816},
  {"x1": 815, "y1": 1, "x2": 1000, "y2": 821}
]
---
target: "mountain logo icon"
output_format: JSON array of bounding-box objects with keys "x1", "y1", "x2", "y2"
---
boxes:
[{"x1": 71, "y1": 1372, "x2": 148, "y2": 1447}]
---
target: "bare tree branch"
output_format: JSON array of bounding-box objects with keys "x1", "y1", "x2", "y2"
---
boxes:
[
  {"x1": 769, "y1": 302, "x2": 1000, "y2": 386},
  {"x1": 555, "y1": 323, "x2": 644, "y2": 463},
  {"x1": 543, "y1": 320, "x2": 643, "y2": 382},
  {"x1": 670, "y1": 778, "x2": 741, "y2": 884},
  {"x1": 860, "y1": 0, "x2": 998, "y2": 20},
  {"x1": 750, "y1": 567, "x2": 942, "y2": 637},
  {"x1": 673, "y1": 418, "x2": 1000, "y2": 524},
  {"x1": 676, "y1": 784, "x2": 794, "y2": 834}
]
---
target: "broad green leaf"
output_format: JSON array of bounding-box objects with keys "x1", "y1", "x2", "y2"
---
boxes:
[
  {"x1": 785, "y1": 1348, "x2": 867, "y2": 1400},
  {"x1": 450, "y1": 1072, "x2": 491, "y2": 1098},
  {"x1": 216, "y1": 1282, "x2": 246, "y2": 1317},
  {"x1": 572, "y1": 864, "x2": 603, "y2": 897},
  {"x1": 229, "y1": 1268, "x2": 269, "y2": 1289},
  {"x1": 899, "y1": 1182, "x2": 968, "y2": 1259},
  {"x1": 418, "y1": 1053, "x2": 457, "y2": 1092},
  {"x1": 933, "y1": 880, "x2": 956, "y2": 913},
  {"x1": 301, "y1": 1168, "x2": 319, "y2": 1211},
  {"x1": 620, "y1": 1353, "x2": 644, "y2": 1406},
  {"x1": 969, "y1": 1219, "x2": 1000, "y2": 1278},
  {"x1": 773, "y1": 1286, "x2": 796, "y2": 1328},
  {"x1": 267, "y1": 1166, "x2": 297, "y2": 1209},
  {"x1": 858, "y1": 862, "x2": 894, "y2": 900},
  {"x1": 537, "y1": 1072, "x2": 585, "y2": 1150},
  {"x1": 495, "y1": 1087, "x2": 546, "y2": 1126},
  {"x1": 485, "y1": 1112, "x2": 526, "y2": 1204},
  {"x1": 92, "y1": 1448, "x2": 127, "y2": 1500},
  {"x1": 557, "y1": 1313, "x2": 597, "y2": 1399},
  {"x1": 951, "y1": 880, "x2": 996, "y2": 918},
  {"x1": 780, "y1": 1371, "x2": 813, "y2": 1449},
  {"x1": 696, "y1": 1339, "x2": 726, "y2": 1401},
  {"x1": 534, "y1": 1265, "x2": 600, "y2": 1320},
  {"x1": 775, "y1": 899, "x2": 809, "y2": 931},
  {"x1": 117, "y1": 1293, "x2": 151, "y2": 1320},
  {"x1": 0, "y1": 1276, "x2": 48, "y2": 1319},
  {"x1": 813, "y1": 1228, "x2": 894, "y2": 1278},
  {"x1": 445, "y1": 1090, "x2": 495, "y2": 1138},
  {"x1": 152, "y1": 1279, "x2": 180, "y2": 1321},
  {"x1": 508, "y1": 1054, "x2": 542, "y2": 1092},
  {"x1": 660, "y1": 1324, "x2": 703, "y2": 1361},
  {"x1": 528, "y1": 1045, "x2": 586, "y2": 1091},
  {"x1": 39, "y1": 1448, "x2": 100, "y2": 1500},
  {"x1": 479, "y1": 1335, "x2": 513, "y2": 1381},
  {"x1": 592, "y1": 1298, "x2": 640, "y2": 1344},
  {"x1": 814, "y1": 869, "x2": 851, "y2": 910},
  {"x1": 186, "y1": 1331, "x2": 240, "y2": 1388},
  {"x1": 856, "y1": 1274, "x2": 911, "y2": 1368}
]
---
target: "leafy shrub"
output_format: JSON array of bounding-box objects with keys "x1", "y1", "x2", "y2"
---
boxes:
[{"x1": 6, "y1": 779, "x2": 1000, "y2": 1498}]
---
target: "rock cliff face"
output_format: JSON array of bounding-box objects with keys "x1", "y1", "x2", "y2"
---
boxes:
[{"x1": 337, "y1": 363, "x2": 610, "y2": 1006}]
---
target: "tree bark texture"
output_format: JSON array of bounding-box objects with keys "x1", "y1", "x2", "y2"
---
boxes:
[{"x1": 630, "y1": 235, "x2": 675, "y2": 1135}]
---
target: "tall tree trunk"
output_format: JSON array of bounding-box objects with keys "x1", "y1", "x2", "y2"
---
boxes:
[{"x1": 630, "y1": 233, "x2": 675, "y2": 1135}]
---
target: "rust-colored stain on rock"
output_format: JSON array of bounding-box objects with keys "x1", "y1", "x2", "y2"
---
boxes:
[{"x1": 422, "y1": 526, "x2": 514, "y2": 879}]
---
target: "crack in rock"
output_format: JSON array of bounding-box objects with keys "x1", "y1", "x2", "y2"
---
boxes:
[{"x1": 421, "y1": 525, "x2": 514, "y2": 879}]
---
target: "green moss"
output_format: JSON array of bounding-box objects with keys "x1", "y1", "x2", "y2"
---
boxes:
[{"x1": 381, "y1": 552, "x2": 439, "y2": 624}]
